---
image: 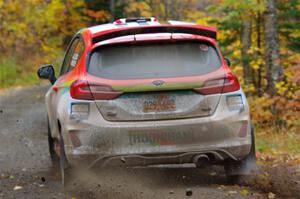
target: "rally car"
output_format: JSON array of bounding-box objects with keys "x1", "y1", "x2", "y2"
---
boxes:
[{"x1": 37, "y1": 17, "x2": 256, "y2": 185}]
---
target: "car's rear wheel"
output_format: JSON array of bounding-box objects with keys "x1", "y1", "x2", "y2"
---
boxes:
[
  {"x1": 224, "y1": 124, "x2": 257, "y2": 184},
  {"x1": 47, "y1": 118, "x2": 71, "y2": 186},
  {"x1": 57, "y1": 125, "x2": 72, "y2": 187}
]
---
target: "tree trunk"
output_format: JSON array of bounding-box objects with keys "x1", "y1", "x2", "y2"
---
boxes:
[
  {"x1": 110, "y1": 0, "x2": 115, "y2": 21},
  {"x1": 257, "y1": 0, "x2": 263, "y2": 97},
  {"x1": 241, "y1": 19, "x2": 253, "y2": 85},
  {"x1": 164, "y1": 0, "x2": 169, "y2": 20},
  {"x1": 264, "y1": 0, "x2": 283, "y2": 96}
]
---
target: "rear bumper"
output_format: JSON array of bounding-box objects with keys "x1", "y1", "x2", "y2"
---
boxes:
[
  {"x1": 68, "y1": 145, "x2": 251, "y2": 169},
  {"x1": 61, "y1": 90, "x2": 252, "y2": 165}
]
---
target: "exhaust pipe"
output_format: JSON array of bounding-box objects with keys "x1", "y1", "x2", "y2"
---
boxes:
[{"x1": 193, "y1": 154, "x2": 210, "y2": 168}]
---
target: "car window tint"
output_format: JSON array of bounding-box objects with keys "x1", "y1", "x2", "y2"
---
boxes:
[
  {"x1": 88, "y1": 41, "x2": 222, "y2": 79},
  {"x1": 60, "y1": 38, "x2": 79, "y2": 75},
  {"x1": 60, "y1": 38, "x2": 84, "y2": 75}
]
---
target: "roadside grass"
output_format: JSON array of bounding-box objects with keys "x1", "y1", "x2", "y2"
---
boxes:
[
  {"x1": 0, "y1": 56, "x2": 62, "y2": 89},
  {"x1": 255, "y1": 125, "x2": 300, "y2": 155},
  {"x1": 0, "y1": 57, "x2": 38, "y2": 89}
]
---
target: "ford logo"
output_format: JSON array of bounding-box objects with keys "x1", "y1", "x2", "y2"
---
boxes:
[{"x1": 152, "y1": 80, "x2": 165, "y2": 86}]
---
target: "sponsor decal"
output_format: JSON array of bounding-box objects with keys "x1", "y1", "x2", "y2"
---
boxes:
[
  {"x1": 128, "y1": 130, "x2": 194, "y2": 146},
  {"x1": 199, "y1": 44, "x2": 209, "y2": 51}
]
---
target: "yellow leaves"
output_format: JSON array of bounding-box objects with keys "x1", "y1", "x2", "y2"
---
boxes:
[
  {"x1": 196, "y1": 17, "x2": 214, "y2": 27},
  {"x1": 1, "y1": 0, "x2": 87, "y2": 51},
  {"x1": 45, "y1": 0, "x2": 65, "y2": 27},
  {"x1": 289, "y1": 30, "x2": 300, "y2": 38},
  {"x1": 232, "y1": 65, "x2": 243, "y2": 75},
  {"x1": 248, "y1": 46, "x2": 263, "y2": 55},
  {"x1": 41, "y1": 43, "x2": 52, "y2": 54},
  {"x1": 232, "y1": 50, "x2": 241, "y2": 59},
  {"x1": 250, "y1": 59, "x2": 264, "y2": 70},
  {"x1": 124, "y1": 1, "x2": 152, "y2": 18},
  {"x1": 275, "y1": 81, "x2": 287, "y2": 96},
  {"x1": 226, "y1": 39, "x2": 241, "y2": 53},
  {"x1": 252, "y1": 64, "x2": 260, "y2": 70},
  {"x1": 217, "y1": 32, "x2": 227, "y2": 42},
  {"x1": 240, "y1": 189, "x2": 249, "y2": 196},
  {"x1": 243, "y1": 83, "x2": 256, "y2": 93}
]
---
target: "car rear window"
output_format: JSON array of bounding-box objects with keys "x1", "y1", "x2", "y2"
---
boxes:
[{"x1": 88, "y1": 41, "x2": 222, "y2": 79}]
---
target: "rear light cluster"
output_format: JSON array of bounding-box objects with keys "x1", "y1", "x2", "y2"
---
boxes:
[
  {"x1": 70, "y1": 80, "x2": 122, "y2": 100},
  {"x1": 70, "y1": 73, "x2": 239, "y2": 100},
  {"x1": 194, "y1": 73, "x2": 240, "y2": 95}
]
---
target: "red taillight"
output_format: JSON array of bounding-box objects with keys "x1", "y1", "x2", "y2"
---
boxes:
[
  {"x1": 70, "y1": 80, "x2": 123, "y2": 100},
  {"x1": 194, "y1": 78, "x2": 224, "y2": 95},
  {"x1": 70, "y1": 80, "x2": 93, "y2": 100},
  {"x1": 222, "y1": 73, "x2": 240, "y2": 93},
  {"x1": 194, "y1": 73, "x2": 240, "y2": 95}
]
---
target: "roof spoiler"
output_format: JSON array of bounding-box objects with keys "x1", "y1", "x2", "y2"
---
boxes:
[{"x1": 92, "y1": 25, "x2": 217, "y2": 44}]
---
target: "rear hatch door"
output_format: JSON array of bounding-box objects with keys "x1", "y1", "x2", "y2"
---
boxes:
[{"x1": 87, "y1": 40, "x2": 225, "y2": 121}]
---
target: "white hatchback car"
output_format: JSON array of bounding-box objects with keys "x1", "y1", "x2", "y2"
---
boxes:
[{"x1": 37, "y1": 18, "x2": 256, "y2": 185}]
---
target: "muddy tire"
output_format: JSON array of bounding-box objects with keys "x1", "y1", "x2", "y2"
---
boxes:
[
  {"x1": 58, "y1": 131, "x2": 71, "y2": 187},
  {"x1": 48, "y1": 118, "x2": 71, "y2": 186},
  {"x1": 47, "y1": 117, "x2": 59, "y2": 167},
  {"x1": 60, "y1": 165, "x2": 73, "y2": 187},
  {"x1": 224, "y1": 124, "x2": 257, "y2": 184}
]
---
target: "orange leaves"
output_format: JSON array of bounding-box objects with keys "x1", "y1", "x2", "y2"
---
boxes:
[
  {"x1": 249, "y1": 95, "x2": 300, "y2": 128},
  {"x1": 124, "y1": 1, "x2": 152, "y2": 18},
  {"x1": 85, "y1": 10, "x2": 110, "y2": 23}
]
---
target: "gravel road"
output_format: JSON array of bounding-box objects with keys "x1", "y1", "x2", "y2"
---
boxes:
[{"x1": 0, "y1": 86, "x2": 298, "y2": 199}]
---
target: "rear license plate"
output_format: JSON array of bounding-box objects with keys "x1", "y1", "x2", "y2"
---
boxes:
[{"x1": 143, "y1": 95, "x2": 176, "y2": 112}]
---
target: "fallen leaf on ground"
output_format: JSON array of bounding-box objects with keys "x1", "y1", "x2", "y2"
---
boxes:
[
  {"x1": 228, "y1": 191, "x2": 238, "y2": 194},
  {"x1": 268, "y1": 192, "x2": 276, "y2": 199},
  {"x1": 218, "y1": 185, "x2": 226, "y2": 189},
  {"x1": 13, "y1": 186, "x2": 22, "y2": 190},
  {"x1": 240, "y1": 189, "x2": 249, "y2": 196}
]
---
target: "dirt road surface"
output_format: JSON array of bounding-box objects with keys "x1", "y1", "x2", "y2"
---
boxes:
[{"x1": 0, "y1": 86, "x2": 299, "y2": 199}]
